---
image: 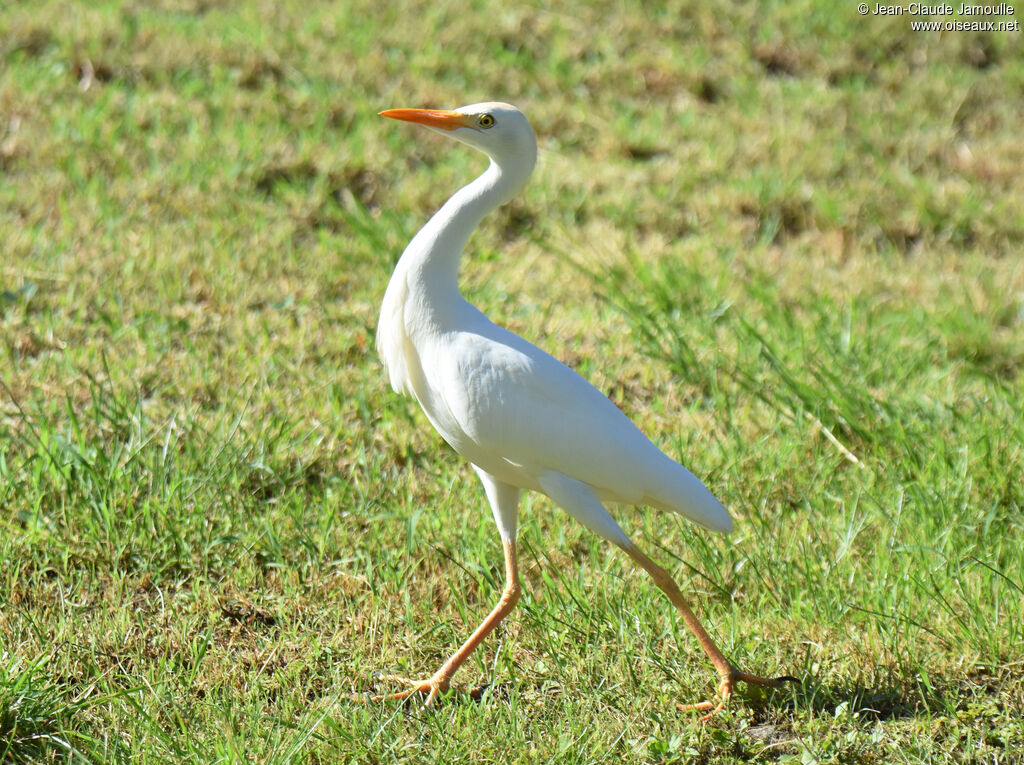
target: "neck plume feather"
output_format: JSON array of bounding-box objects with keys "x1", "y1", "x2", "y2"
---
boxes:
[{"x1": 377, "y1": 153, "x2": 533, "y2": 395}]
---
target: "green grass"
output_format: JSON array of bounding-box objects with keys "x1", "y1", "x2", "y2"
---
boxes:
[{"x1": 2, "y1": 0, "x2": 1023, "y2": 761}]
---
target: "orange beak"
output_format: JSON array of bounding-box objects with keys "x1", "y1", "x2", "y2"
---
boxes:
[{"x1": 379, "y1": 108, "x2": 472, "y2": 131}]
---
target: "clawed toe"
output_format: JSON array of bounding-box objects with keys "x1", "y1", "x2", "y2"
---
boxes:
[
  {"x1": 677, "y1": 668, "x2": 799, "y2": 720},
  {"x1": 350, "y1": 673, "x2": 449, "y2": 706}
]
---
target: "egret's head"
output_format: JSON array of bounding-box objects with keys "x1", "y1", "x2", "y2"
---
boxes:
[{"x1": 380, "y1": 101, "x2": 537, "y2": 171}]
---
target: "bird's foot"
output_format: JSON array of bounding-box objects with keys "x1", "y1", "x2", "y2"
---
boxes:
[
  {"x1": 678, "y1": 667, "x2": 799, "y2": 721},
  {"x1": 351, "y1": 673, "x2": 451, "y2": 707}
]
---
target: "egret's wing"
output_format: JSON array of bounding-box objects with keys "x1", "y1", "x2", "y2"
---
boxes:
[{"x1": 438, "y1": 323, "x2": 733, "y2": 533}]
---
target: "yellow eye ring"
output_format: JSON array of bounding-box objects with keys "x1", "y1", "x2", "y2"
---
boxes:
[{"x1": 478, "y1": 114, "x2": 495, "y2": 128}]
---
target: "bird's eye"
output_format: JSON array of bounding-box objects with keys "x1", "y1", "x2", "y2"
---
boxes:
[{"x1": 477, "y1": 113, "x2": 495, "y2": 128}]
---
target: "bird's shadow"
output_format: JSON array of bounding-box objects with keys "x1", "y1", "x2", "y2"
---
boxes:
[
  {"x1": 359, "y1": 667, "x2": 988, "y2": 728},
  {"x1": 740, "y1": 667, "x2": 998, "y2": 726}
]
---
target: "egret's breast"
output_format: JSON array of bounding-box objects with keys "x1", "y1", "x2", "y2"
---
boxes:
[
  {"x1": 407, "y1": 336, "x2": 476, "y2": 453},
  {"x1": 377, "y1": 273, "x2": 416, "y2": 396},
  {"x1": 403, "y1": 331, "x2": 531, "y2": 487}
]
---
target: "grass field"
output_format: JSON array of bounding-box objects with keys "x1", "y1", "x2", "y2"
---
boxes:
[{"x1": 2, "y1": 1, "x2": 1023, "y2": 762}]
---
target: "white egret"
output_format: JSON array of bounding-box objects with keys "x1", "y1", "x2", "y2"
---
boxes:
[{"x1": 364, "y1": 102, "x2": 796, "y2": 717}]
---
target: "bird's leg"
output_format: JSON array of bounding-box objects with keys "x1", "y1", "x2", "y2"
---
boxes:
[
  {"x1": 620, "y1": 543, "x2": 797, "y2": 719},
  {"x1": 357, "y1": 539, "x2": 521, "y2": 706}
]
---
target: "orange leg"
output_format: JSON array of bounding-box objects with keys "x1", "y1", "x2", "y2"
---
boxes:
[
  {"x1": 355, "y1": 538, "x2": 521, "y2": 706},
  {"x1": 620, "y1": 543, "x2": 797, "y2": 720}
]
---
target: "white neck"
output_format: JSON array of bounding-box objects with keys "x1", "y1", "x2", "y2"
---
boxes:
[
  {"x1": 396, "y1": 156, "x2": 533, "y2": 313},
  {"x1": 377, "y1": 137, "x2": 536, "y2": 396}
]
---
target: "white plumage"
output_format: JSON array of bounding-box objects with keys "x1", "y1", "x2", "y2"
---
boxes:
[
  {"x1": 363, "y1": 101, "x2": 794, "y2": 714},
  {"x1": 377, "y1": 102, "x2": 731, "y2": 545}
]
